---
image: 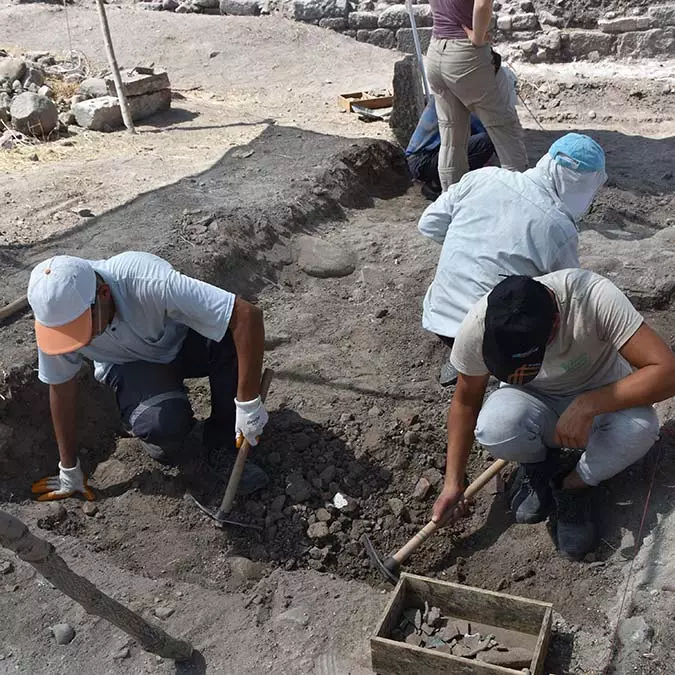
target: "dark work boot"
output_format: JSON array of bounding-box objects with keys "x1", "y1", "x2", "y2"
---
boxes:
[
  {"x1": 509, "y1": 461, "x2": 554, "y2": 524},
  {"x1": 551, "y1": 485, "x2": 597, "y2": 561}
]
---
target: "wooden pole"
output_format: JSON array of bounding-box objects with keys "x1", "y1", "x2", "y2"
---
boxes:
[
  {"x1": 0, "y1": 510, "x2": 192, "y2": 660},
  {"x1": 94, "y1": 0, "x2": 136, "y2": 134}
]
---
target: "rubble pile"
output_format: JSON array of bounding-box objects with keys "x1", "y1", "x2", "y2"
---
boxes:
[{"x1": 0, "y1": 50, "x2": 171, "y2": 149}]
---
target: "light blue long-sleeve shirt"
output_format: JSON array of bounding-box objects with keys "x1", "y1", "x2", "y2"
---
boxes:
[{"x1": 419, "y1": 165, "x2": 581, "y2": 338}]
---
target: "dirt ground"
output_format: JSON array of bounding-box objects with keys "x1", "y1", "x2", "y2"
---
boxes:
[{"x1": 1, "y1": 3, "x2": 674, "y2": 674}]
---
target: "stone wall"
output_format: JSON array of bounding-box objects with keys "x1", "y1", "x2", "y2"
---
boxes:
[{"x1": 138, "y1": 0, "x2": 675, "y2": 62}]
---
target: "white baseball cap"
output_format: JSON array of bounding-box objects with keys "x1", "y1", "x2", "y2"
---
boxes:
[{"x1": 27, "y1": 256, "x2": 96, "y2": 355}]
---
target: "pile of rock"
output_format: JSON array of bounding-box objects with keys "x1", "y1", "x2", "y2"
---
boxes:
[
  {"x1": 0, "y1": 50, "x2": 172, "y2": 146},
  {"x1": 392, "y1": 604, "x2": 533, "y2": 670},
  {"x1": 0, "y1": 51, "x2": 61, "y2": 143}
]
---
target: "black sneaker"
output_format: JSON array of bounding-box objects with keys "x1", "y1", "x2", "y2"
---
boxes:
[
  {"x1": 421, "y1": 182, "x2": 442, "y2": 201},
  {"x1": 205, "y1": 447, "x2": 270, "y2": 497},
  {"x1": 551, "y1": 486, "x2": 597, "y2": 561},
  {"x1": 509, "y1": 461, "x2": 554, "y2": 524}
]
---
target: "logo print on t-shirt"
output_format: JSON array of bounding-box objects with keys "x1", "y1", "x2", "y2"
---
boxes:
[{"x1": 560, "y1": 353, "x2": 590, "y2": 373}]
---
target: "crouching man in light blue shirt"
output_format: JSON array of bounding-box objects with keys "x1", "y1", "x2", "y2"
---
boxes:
[
  {"x1": 27, "y1": 251, "x2": 268, "y2": 501},
  {"x1": 419, "y1": 133, "x2": 607, "y2": 386}
]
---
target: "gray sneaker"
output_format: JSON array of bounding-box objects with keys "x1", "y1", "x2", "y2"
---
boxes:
[{"x1": 439, "y1": 350, "x2": 458, "y2": 387}]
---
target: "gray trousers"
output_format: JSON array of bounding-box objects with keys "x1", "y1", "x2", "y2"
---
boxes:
[
  {"x1": 105, "y1": 329, "x2": 238, "y2": 464},
  {"x1": 474, "y1": 385, "x2": 660, "y2": 486},
  {"x1": 426, "y1": 38, "x2": 528, "y2": 190}
]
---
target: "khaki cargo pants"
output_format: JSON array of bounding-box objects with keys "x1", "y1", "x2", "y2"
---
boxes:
[{"x1": 426, "y1": 37, "x2": 528, "y2": 190}]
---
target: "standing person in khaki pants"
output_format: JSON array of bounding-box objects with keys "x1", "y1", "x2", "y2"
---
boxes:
[{"x1": 426, "y1": 0, "x2": 528, "y2": 189}]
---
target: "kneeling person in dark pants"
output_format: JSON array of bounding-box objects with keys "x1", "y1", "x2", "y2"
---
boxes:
[
  {"x1": 406, "y1": 97, "x2": 495, "y2": 200},
  {"x1": 28, "y1": 252, "x2": 268, "y2": 501}
]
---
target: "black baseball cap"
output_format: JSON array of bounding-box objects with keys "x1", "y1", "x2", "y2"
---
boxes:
[{"x1": 482, "y1": 276, "x2": 557, "y2": 385}]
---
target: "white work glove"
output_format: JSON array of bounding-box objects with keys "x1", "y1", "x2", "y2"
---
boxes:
[
  {"x1": 234, "y1": 396, "x2": 269, "y2": 448},
  {"x1": 31, "y1": 459, "x2": 96, "y2": 502}
]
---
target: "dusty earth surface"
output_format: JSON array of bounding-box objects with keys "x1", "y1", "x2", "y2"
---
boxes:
[{"x1": 1, "y1": 2, "x2": 675, "y2": 674}]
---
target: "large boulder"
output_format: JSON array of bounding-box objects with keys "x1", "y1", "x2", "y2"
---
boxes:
[
  {"x1": 295, "y1": 235, "x2": 356, "y2": 278},
  {"x1": 615, "y1": 27, "x2": 675, "y2": 58},
  {"x1": 9, "y1": 92, "x2": 58, "y2": 136},
  {"x1": 598, "y1": 16, "x2": 651, "y2": 33},
  {"x1": 220, "y1": 0, "x2": 261, "y2": 14},
  {"x1": 396, "y1": 26, "x2": 433, "y2": 54},
  {"x1": 79, "y1": 77, "x2": 108, "y2": 99},
  {"x1": 72, "y1": 96, "x2": 122, "y2": 131},
  {"x1": 378, "y1": 4, "x2": 433, "y2": 29},
  {"x1": 389, "y1": 54, "x2": 425, "y2": 147},
  {"x1": 282, "y1": 0, "x2": 348, "y2": 21},
  {"x1": 0, "y1": 57, "x2": 26, "y2": 83},
  {"x1": 564, "y1": 30, "x2": 615, "y2": 57}
]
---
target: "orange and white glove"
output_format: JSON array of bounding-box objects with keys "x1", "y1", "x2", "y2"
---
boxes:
[
  {"x1": 31, "y1": 460, "x2": 96, "y2": 502},
  {"x1": 234, "y1": 396, "x2": 269, "y2": 448}
]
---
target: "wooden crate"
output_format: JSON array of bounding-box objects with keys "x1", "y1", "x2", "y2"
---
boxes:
[
  {"x1": 337, "y1": 91, "x2": 394, "y2": 113},
  {"x1": 371, "y1": 573, "x2": 553, "y2": 675}
]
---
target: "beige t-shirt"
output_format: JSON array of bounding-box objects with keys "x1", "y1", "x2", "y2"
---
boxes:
[{"x1": 450, "y1": 269, "x2": 644, "y2": 396}]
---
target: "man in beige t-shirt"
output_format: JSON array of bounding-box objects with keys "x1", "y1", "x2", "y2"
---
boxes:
[{"x1": 432, "y1": 269, "x2": 675, "y2": 560}]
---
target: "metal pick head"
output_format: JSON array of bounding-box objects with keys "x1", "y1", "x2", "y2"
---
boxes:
[{"x1": 361, "y1": 534, "x2": 400, "y2": 585}]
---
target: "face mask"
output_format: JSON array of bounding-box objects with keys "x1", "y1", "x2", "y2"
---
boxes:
[{"x1": 535, "y1": 154, "x2": 607, "y2": 221}]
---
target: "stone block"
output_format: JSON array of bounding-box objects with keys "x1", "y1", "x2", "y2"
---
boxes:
[
  {"x1": 511, "y1": 12, "x2": 539, "y2": 30},
  {"x1": 79, "y1": 77, "x2": 108, "y2": 99},
  {"x1": 282, "y1": 0, "x2": 348, "y2": 21},
  {"x1": 598, "y1": 16, "x2": 651, "y2": 33},
  {"x1": 378, "y1": 4, "x2": 432, "y2": 29},
  {"x1": 73, "y1": 89, "x2": 171, "y2": 131},
  {"x1": 537, "y1": 28, "x2": 562, "y2": 51},
  {"x1": 648, "y1": 4, "x2": 675, "y2": 27},
  {"x1": 395, "y1": 26, "x2": 433, "y2": 54},
  {"x1": 389, "y1": 54, "x2": 425, "y2": 146},
  {"x1": 615, "y1": 27, "x2": 675, "y2": 57},
  {"x1": 73, "y1": 96, "x2": 122, "y2": 131},
  {"x1": 194, "y1": 0, "x2": 219, "y2": 7},
  {"x1": 319, "y1": 16, "x2": 346, "y2": 29},
  {"x1": 128, "y1": 88, "x2": 171, "y2": 121},
  {"x1": 348, "y1": 10, "x2": 378, "y2": 29},
  {"x1": 356, "y1": 28, "x2": 396, "y2": 48},
  {"x1": 9, "y1": 92, "x2": 58, "y2": 136},
  {"x1": 565, "y1": 29, "x2": 615, "y2": 56},
  {"x1": 0, "y1": 57, "x2": 26, "y2": 83},
  {"x1": 496, "y1": 15, "x2": 512, "y2": 31},
  {"x1": 105, "y1": 70, "x2": 171, "y2": 97},
  {"x1": 538, "y1": 9, "x2": 563, "y2": 27},
  {"x1": 220, "y1": 0, "x2": 260, "y2": 11}
]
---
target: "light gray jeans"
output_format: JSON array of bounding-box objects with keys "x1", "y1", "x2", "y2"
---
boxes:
[
  {"x1": 426, "y1": 38, "x2": 528, "y2": 189},
  {"x1": 474, "y1": 385, "x2": 660, "y2": 486}
]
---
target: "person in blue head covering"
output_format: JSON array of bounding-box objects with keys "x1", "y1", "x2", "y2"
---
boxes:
[{"x1": 419, "y1": 132, "x2": 607, "y2": 386}]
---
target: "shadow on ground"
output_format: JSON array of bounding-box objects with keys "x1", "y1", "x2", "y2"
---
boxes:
[{"x1": 525, "y1": 128, "x2": 675, "y2": 241}]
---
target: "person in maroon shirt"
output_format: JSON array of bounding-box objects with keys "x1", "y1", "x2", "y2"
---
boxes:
[{"x1": 426, "y1": 0, "x2": 528, "y2": 189}]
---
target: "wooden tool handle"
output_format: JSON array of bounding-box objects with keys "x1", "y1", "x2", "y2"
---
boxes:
[
  {"x1": 392, "y1": 458, "x2": 508, "y2": 565},
  {"x1": 0, "y1": 295, "x2": 28, "y2": 322},
  {"x1": 217, "y1": 368, "x2": 274, "y2": 516}
]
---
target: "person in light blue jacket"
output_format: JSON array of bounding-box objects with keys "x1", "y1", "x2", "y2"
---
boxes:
[{"x1": 419, "y1": 133, "x2": 607, "y2": 386}]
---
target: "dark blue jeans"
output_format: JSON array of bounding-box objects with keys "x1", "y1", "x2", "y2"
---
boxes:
[
  {"x1": 105, "y1": 329, "x2": 238, "y2": 464},
  {"x1": 407, "y1": 131, "x2": 495, "y2": 188}
]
